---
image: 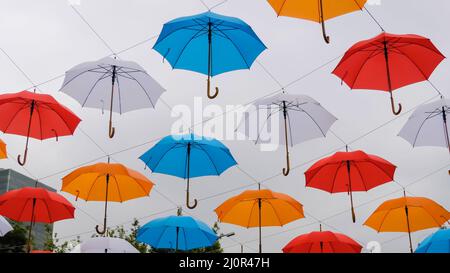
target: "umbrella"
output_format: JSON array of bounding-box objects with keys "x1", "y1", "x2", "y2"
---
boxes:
[
  {"x1": 62, "y1": 158, "x2": 154, "y2": 235},
  {"x1": 139, "y1": 134, "x2": 237, "y2": 209},
  {"x1": 153, "y1": 11, "x2": 266, "y2": 99},
  {"x1": 333, "y1": 32, "x2": 445, "y2": 115},
  {"x1": 415, "y1": 228, "x2": 450, "y2": 253},
  {"x1": 137, "y1": 215, "x2": 218, "y2": 251},
  {"x1": 282, "y1": 225, "x2": 362, "y2": 253},
  {"x1": 77, "y1": 237, "x2": 139, "y2": 253},
  {"x1": 267, "y1": 0, "x2": 368, "y2": 43},
  {"x1": 364, "y1": 193, "x2": 450, "y2": 253},
  {"x1": 399, "y1": 98, "x2": 450, "y2": 153},
  {"x1": 0, "y1": 187, "x2": 75, "y2": 252},
  {"x1": 0, "y1": 216, "x2": 13, "y2": 237},
  {"x1": 239, "y1": 93, "x2": 337, "y2": 176},
  {"x1": 215, "y1": 186, "x2": 304, "y2": 253},
  {"x1": 60, "y1": 57, "x2": 165, "y2": 138},
  {"x1": 0, "y1": 139, "x2": 6, "y2": 159},
  {"x1": 30, "y1": 250, "x2": 53, "y2": 254},
  {"x1": 305, "y1": 149, "x2": 396, "y2": 222},
  {"x1": 0, "y1": 90, "x2": 81, "y2": 165}
]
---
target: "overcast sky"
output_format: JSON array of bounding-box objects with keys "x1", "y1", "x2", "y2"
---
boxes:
[{"x1": 0, "y1": 0, "x2": 449, "y2": 253}]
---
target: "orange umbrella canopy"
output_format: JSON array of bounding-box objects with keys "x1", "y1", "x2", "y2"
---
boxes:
[
  {"x1": 62, "y1": 162, "x2": 154, "y2": 202},
  {"x1": 267, "y1": 0, "x2": 367, "y2": 43},
  {"x1": 0, "y1": 139, "x2": 6, "y2": 159},
  {"x1": 364, "y1": 197, "x2": 450, "y2": 233},
  {"x1": 215, "y1": 189, "x2": 304, "y2": 228}
]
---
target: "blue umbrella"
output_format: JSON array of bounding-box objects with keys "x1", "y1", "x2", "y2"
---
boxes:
[
  {"x1": 415, "y1": 228, "x2": 450, "y2": 253},
  {"x1": 139, "y1": 134, "x2": 237, "y2": 209},
  {"x1": 153, "y1": 11, "x2": 266, "y2": 99},
  {"x1": 137, "y1": 215, "x2": 218, "y2": 251}
]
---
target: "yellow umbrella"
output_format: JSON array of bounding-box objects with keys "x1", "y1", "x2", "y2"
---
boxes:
[
  {"x1": 215, "y1": 186, "x2": 304, "y2": 253},
  {"x1": 62, "y1": 158, "x2": 154, "y2": 234},
  {"x1": 0, "y1": 139, "x2": 6, "y2": 159},
  {"x1": 364, "y1": 192, "x2": 450, "y2": 253},
  {"x1": 267, "y1": 0, "x2": 367, "y2": 43}
]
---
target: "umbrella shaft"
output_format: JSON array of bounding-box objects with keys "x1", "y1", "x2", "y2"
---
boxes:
[
  {"x1": 405, "y1": 206, "x2": 413, "y2": 253},
  {"x1": 27, "y1": 198, "x2": 36, "y2": 253},
  {"x1": 258, "y1": 198, "x2": 262, "y2": 253},
  {"x1": 443, "y1": 108, "x2": 450, "y2": 153},
  {"x1": 383, "y1": 41, "x2": 393, "y2": 91}
]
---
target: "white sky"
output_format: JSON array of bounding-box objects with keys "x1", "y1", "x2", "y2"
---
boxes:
[{"x1": 0, "y1": 0, "x2": 449, "y2": 253}]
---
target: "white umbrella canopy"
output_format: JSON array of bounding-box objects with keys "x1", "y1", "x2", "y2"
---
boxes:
[
  {"x1": 0, "y1": 216, "x2": 13, "y2": 237},
  {"x1": 398, "y1": 98, "x2": 450, "y2": 152},
  {"x1": 76, "y1": 237, "x2": 139, "y2": 253},
  {"x1": 60, "y1": 56, "x2": 166, "y2": 138},
  {"x1": 238, "y1": 93, "x2": 337, "y2": 176}
]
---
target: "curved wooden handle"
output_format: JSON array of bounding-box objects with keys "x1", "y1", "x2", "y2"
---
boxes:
[
  {"x1": 109, "y1": 120, "x2": 115, "y2": 139},
  {"x1": 17, "y1": 148, "x2": 28, "y2": 166},
  {"x1": 95, "y1": 224, "x2": 107, "y2": 235},
  {"x1": 282, "y1": 155, "x2": 290, "y2": 176},
  {"x1": 351, "y1": 206, "x2": 356, "y2": 223},
  {"x1": 390, "y1": 94, "x2": 402, "y2": 115},
  {"x1": 207, "y1": 78, "x2": 219, "y2": 99},
  {"x1": 321, "y1": 21, "x2": 330, "y2": 44}
]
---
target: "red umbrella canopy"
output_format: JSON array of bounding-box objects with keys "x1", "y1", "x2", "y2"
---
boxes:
[
  {"x1": 332, "y1": 32, "x2": 445, "y2": 115},
  {"x1": 305, "y1": 150, "x2": 396, "y2": 193},
  {"x1": 0, "y1": 187, "x2": 75, "y2": 223},
  {"x1": 305, "y1": 150, "x2": 396, "y2": 222},
  {"x1": 282, "y1": 231, "x2": 362, "y2": 253},
  {"x1": 0, "y1": 91, "x2": 81, "y2": 165}
]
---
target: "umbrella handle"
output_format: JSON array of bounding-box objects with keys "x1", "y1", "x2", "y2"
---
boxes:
[
  {"x1": 321, "y1": 21, "x2": 330, "y2": 44},
  {"x1": 207, "y1": 78, "x2": 219, "y2": 99},
  {"x1": 390, "y1": 93, "x2": 402, "y2": 115},
  {"x1": 351, "y1": 206, "x2": 356, "y2": 223},
  {"x1": 186, "y1": 187, "x2": 198, "y2": 209},
  {"x1": 95, "y1": 224, "x2": 107, "y2": 235},
  {"x1": 109, "y1": 120, "x2": 115, "y2": 139},
  {"x1": 17, "y1": 148, "x2": 28, "y2": 166},
  {"x1": 282, "y1": 156, "x2": 290, "y2": 176}
]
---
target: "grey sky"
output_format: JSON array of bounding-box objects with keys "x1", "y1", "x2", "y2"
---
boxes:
[{"x1": 0, "y1": 0, "x2": 449, "y2": 253}]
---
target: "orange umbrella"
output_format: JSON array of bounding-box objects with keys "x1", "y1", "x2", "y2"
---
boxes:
[
  {"x1": 62, "y1": 158, "x2": 154, "y2": 235},
  {"x1": 267, "y1": 0, "x2": 367, "y2": 43},
  {"x1": 0, "y1": 139, "x2": 6, "y2": 159},
  {"x1": 215, "y1": 186, "x2": 304, "y2": 253},
  {"x1": 364, "y1": 192, "x2": 450, "y2": 253}
]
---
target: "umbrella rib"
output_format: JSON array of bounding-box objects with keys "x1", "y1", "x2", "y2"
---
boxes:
[
  {"x1": 267, "y1": 200, "x2": 284, "y2": 226},
  {"x1": 42, "y1": 199, "x2": 53, "y2": 223},
  {"x1": 365, "y1": 160, "x2": 396, "y2": 182},
  {"x1": 115, "y1": 73, "x2": 123, "y2": 114},
  {"x1": 81, "y1": 71, "x2": 111, "y2": 107},
  {"x1": 150, "y1": 144, "x2": 183, "y2": 174},
  {"x1": 60, "y1": 68, "x2": 107, "y2": 89},
  {"x1": 17, "y1": 198, "x2": 32, "y2": 222},
  {"x1": 411, "y1": 111, "x2": 438, "y2": 147},
  {"x1": 1, "y1": 101, "x2": 31, "y2": 133},
  {"x1": 286, "y1": 111, "x2": 294, "y2": 148},
  {"x1": 246, "y1": 200, "x2": 258, "y2": 228},
  {"x1": 153, "y1": 23, "x2": 208, "y2": 46},
  {"x1": 171, "y1": 27, "x2": 209, "y2": 69},
  {"x1": 45, "y1": 104, "x2": 78, "y2": 135},
  {"x1": 34, "y1": 104, "x2": 44, "y2": 140},
  {"x1": 183, "y1": 227, "x2": 188, "y2": 251},
  {"x1": 349, "y1": 50, "x2": 384, "y2": 89},
  {"x1": 388, "y1": 44, "x2": 433, "y2": 81},
  {"x1": 288, "y1": 108, "x2": 327, "y2": 137},
  {"x1": 254, "y1": 108, "x2": 282, "y2": 145},
  {"x1": 276, "y1": 0, "x2": 289, "y2": 16},
  {"x1": 120, "y1": 71, "x2": 156, "y2": 108},
  {"x1": 214, "y1": 28, "x2": 251, "y2": 69},
  {"x1": 192, "y1": 143, "x2": 220, "y2": 175},
  {"x1": 111, "y1": 175, "x2": 123, "y2": 203},
  {"x1": 85, "y1": 173, "x2": 104, "y2": 201},
  {"x1": 330, "y1": 162, "x2": 344, "y2": 193},
  {"x1": 352, "y1": 162, "x2": 369, "y2": 192}
]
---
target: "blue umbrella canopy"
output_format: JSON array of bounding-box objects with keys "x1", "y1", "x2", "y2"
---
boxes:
[
  {"x1": 153, "y1": 11, "x2": 266, "y2": 99},
  {"x1": 415, "y1": 228, "x2": 450, "y2": 253},
  {"x1": 139, "y1": 134, "x2": 237, "y2": 208},
  {"x1": 137, "y1": 215, "x2": 218, "y2": 251}
]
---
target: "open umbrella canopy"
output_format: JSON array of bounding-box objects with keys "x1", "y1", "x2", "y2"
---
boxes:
[
  {"x1": 415, "y1": 228, "x2": 450, "y2": 253},
  {"x1": 364, "y1": 195, "x2": 450, "y2": 252},
  {"x1": 333, "y1": 32, "x2": 445, "y2": 115},
  {"x1": 153, "y1": 11, "x2": 266, "y2": 99},
  {"x1": 215, "y1": 188, "x2": 304, "y2": 253},
  {"x1": 399, "y1": 98, "x2": 450, "y2": 152},
  {"x1": 305, "y1": 150, "x2": 396, "y2": 222},
  {"x1": 267, "y1": 0, "x2": 368, "y2": 43},
  {"x1": 0, "y1": 90, "x2": 81, "y2": 165},
  {"x1": 77, "y1": 237, "x2": 139, "y2": 253},
  {"x1": 0, "y1": 139, "x2": 6, "y2": 159},
  {"x1": 239, "y1": 93, "x2": 337, "y2": 176},
  {"x1": 140, "y1": 134, "x2": 237, "y2": 209},
  {"x1": 0, "y1": 187, "x2": 75, "y2": 223},
  {"x1": 62, "y1": 160, "x2": 154, "y2": 234},
  {"x1": 0, "y1": 216, "x2": 13, "y2": 237},
  {"x1": 137, "y1": 215, "x2": 218, "y2": 251},
  {"x1": 282, "y1": 229, "x2": 362, "y2": 253},
  {"x1": 60, "y1": 57, "x2": 165, "y2": 138}
]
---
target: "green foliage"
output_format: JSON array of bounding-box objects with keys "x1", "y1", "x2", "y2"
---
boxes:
[
  {"x1": 0, "y1": 221, "x2": 28, "y2": 253},
  {"x1": 43, "y1": 224, "x2": 80, "y2": 253}
]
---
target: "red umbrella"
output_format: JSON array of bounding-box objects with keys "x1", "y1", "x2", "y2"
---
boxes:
[
  {"x1": 333, "y1": 32, "x2": 445, "y2": 115},
  {"x1": 0, "y1": 90, "x2": 81, "y2": 165},
  {"x1": 305, "y1": 149, "x2": 396, "y2": 222},
  {"x1": 0, "y1": 187, "x2": 75, "y2": 252},
  {"x1": 283, "y1": 226, "x2": 362, "y2": 253}
]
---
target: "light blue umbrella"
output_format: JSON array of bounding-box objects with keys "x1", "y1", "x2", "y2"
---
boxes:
[
  {"x1": 139, "y1": 134, "x2": 237, "y2": 209},
  {"x1": 137, "y1": 215, "x2": 218, "y2": 251},
  {"x1": 415, "y1": 228, "x2": 450, "y2": 253},
  {"x1": 153, "y1": 11, "x2": 266, "y2": 99}
]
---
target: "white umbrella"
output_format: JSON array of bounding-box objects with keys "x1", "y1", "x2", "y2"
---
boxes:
[
  {"x1": 60, "y1": 57, "x2": 166, "y2": 138},
  {"x1": 0, "y1": 216, "x2": 13, "y2": 237},
  {"x1": 238, "y1": 93, "x2": 337, "y2": 176},
  {"x1": 77, "y1": 237, "x2": 139, "y2": 253},
  {"x1": 399, "y1": 98, "x2": 449, "y2": 153}
]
